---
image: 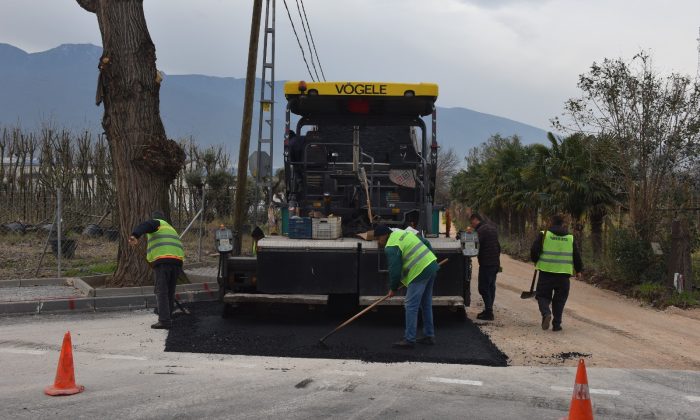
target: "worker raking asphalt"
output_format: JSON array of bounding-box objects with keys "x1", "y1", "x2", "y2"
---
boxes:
[{"x1": 165, "y1": 302, "x2": 508, "y2": 366}]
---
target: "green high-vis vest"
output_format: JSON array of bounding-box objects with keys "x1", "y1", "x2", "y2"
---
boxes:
[
  {"x1": 535, "y1": 230, "x2": 574, "y2": 275},
  {"x1": 386, "y1": 229, "x2": 437, "y2": 287},
  {"x1": 146, "y1": 219, "x2": 185, "y2": 263}
]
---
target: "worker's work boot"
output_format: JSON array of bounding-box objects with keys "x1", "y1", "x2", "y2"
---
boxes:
[
  {"x1": 392, "y1": 340, "x2": 415, "y2": 349},
  {"x1": 416, "y1": 336, "x2": 435, "y2": 345},
  {"x1": 151, "y1": 321, "x2": 172, "y2": 330},
  {"x1": 476, "y1": 310, "x2": 494, "y2": 321},
  {"x1": 552, "y1": 325, "x2": 563, "y2": 332},
  {"x1": 541, "y1": 314, "x2": 552, "y2": 330}
]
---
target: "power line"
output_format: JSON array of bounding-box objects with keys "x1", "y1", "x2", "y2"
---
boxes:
[
  {"x1": 294, "y1": 0, "x2": 320, "y2": 82},
  {"x1": 298, "y1": 0, "x2": 326, "y2": 81},
  {"x1": 282, "y1": 0, "x2": 316, "y2": 81}
]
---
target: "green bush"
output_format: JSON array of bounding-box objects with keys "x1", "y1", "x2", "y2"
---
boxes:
[
  {"x1": 604, "y1": 228, "x2": 666, "y2": 286},
  {"x1": 499, "y1": 235, "x2": 531, "y2": 262},
  {"x1": 632, "y1": 282, "x2": 667, "y2": 304},
  {"x1": 664, "y1": 291, "x2": 700, "y2": 309}
]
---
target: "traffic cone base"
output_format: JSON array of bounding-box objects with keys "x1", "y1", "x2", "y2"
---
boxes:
[
  {"x1": 45, "y1": 331, "x2": 84, "y2": 397},
  {"x1": 44, "y1": 384, "x2": 85, "y2": 396}
]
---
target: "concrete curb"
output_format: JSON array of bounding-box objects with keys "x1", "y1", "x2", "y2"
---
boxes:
[
  {"x1": 0, "y1": 282, "x2": 219, "y2": 315},
  {"x1": 0, "y1": 290, "x2": 218, "y2": 315}
]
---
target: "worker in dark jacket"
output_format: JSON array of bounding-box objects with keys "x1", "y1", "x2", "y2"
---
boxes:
[
  {"x1": 375, "y1": 225, "x2": 439, "y2": 349},
  {"x1": 531, "y1": 215, "x2": 583, "y2": 332},
  {"x1": 470, "y1": 213, "x2": 501, "y2": 320},
  {"x1": 129, "y1": 210, "x2": 184, "y2": 329}
]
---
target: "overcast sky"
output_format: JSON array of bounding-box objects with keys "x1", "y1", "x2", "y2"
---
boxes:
[{"x1": 2, "y1": 0, "x2": 700, "y2": 129}]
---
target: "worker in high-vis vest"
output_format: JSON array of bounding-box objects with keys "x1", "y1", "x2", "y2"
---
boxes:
[
  {"x1": 374, "y1": 225, "x2": 439, "y2": 349},
  {"x1": 530, "y1": 215, "x2": 583, "y2": 332},
  {"x1": 129, "y1": 210, "x2": 185, "y2": 330}
]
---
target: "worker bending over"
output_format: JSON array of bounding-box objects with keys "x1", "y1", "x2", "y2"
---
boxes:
[
  {"x1": 374, "y1": 225, "x2": 439, "y2": 349},
  {"x1": 129, "y1": 210, "x2": 185, "y2": 329}
]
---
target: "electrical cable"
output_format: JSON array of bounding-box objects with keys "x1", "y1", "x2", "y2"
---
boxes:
[
  {"x1": 298, "y1": 0, "x2": 326, "y2": 81},
  {"x1": 282, "y1": 0, "x2": 316, "y2": 82},
  {"x1": 295, "y1": 0, "x2": 320, "y2": 82}
]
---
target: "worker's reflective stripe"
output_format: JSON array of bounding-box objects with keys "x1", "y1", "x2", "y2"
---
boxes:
[
  {"x1": 403, "y1": 248, "x2": 431, "y2": 274},
  {"x1": 386, "y1": 229, "x2": 437, "y2": 287},
  {"x1": 541, "y1": 251, "x2": 572, "y2": 256},
  {"x1": 149, "y1": 234, "x2": 180, "y2": 242},
  {"x1": 402, "y1": 242, "x2": 424, "y2": 262},
  {"x1": 538, "y1": 257, "x2": 573, "y2": 264},
  {"x1": 536, "y1": 231, "x2": 574, "y2": 275},
  {"x1": 147, "y1": 242, "x2": 184, "y2": 253},
  {"x1": 146, "y1": 220, "x2": 185, "y2": 263}
]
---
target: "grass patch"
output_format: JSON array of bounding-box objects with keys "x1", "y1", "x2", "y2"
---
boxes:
[
  {"x1": 64, "y1": 261, "x2": 117, "y2": 277},
  {"x1": 663, "y1": 290, "x2": 700, "y2": 309},
  {"x1": 632, "y1": 282, "x2": 667, "y2": 305}
]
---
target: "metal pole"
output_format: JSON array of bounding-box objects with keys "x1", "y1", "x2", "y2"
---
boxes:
[
  {"x1": 56, "y1": 189, "x2": 62, "y2": 278},
  {"x1": 179, "y1": 208, "x2": 203, "y2": 239},
  {"x1": 233, "y1": 0, "x2": 263, "y2": 255},
  {"x1": 198, "y1": 188, "x2": 205, "y2": 262},
  {"x1": 34, "y1": 212, "x2": 57, "y2": 278}
]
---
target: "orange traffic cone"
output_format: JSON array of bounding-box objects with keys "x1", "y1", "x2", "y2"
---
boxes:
[
  {"x1": 563, "y1": 358, "x2": 594, "y2": 420},
  {"x1": 44, "y1": 331, "x2": 85, "y2": 396}
]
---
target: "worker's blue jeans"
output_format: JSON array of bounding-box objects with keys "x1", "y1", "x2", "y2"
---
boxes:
[{"x1": 404, "y1": 273, "x2": 436, "y2": 343}]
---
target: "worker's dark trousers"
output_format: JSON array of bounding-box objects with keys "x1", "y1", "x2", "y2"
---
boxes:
[
  {"x1": 154, "y1": 263, "x2": 180, "y2": 323},
  {"x1": 535, "y1": 273, "x2": 570, "y2": 327},
  {"x1": 477, "y1": 265, "x2": 499, "y2": 311}
]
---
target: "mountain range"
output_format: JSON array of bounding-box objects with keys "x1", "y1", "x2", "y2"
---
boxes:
[{"x1": 0, "y1": 43, "x2": 549, "y2": 165}]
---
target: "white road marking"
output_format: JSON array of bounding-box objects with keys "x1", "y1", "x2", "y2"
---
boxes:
[
  {"x1": 686, "y1": 396, "x2": 700, "y2": 402},
  {"x1": 324, "y1": 369, "x2": 367, "y2": 377},
  {"x1": 0, "y1": 347, "x2": 47, "y2": 356},
  {"x1": 97, "y1": 354, "x2": 148, "y2": 361},
  {"x1": 427, "y1": 377, "x2": 483, "y2": 386},
  {"x1": 551, "y1": 385, "x2": 621, "y2": 396}
]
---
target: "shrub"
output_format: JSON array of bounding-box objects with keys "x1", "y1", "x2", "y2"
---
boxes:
[
  {"x1": 632, "y1": 282, "x2": 667, "y2": 304},
  {"x1": 664, "y1": 291, "x2": 700, "y2": 309},
  {"x1": 604, "y1": 228, "x2": 666, "y2": 286}
]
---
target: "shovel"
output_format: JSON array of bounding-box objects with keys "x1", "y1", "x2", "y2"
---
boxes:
[
  {"x1": 319, "y1": 258, "x2": 449, "y2": 347},
  {"x1": 520, "y1": 270, "x2": 538, "y2": 299}
]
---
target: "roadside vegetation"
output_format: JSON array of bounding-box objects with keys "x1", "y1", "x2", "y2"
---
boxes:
[{"x1": 449, "y1": 52, "x2": 700, "y2": 308}]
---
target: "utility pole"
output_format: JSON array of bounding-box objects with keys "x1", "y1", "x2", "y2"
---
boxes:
[
  {"x1": 696, "y1": 26, "x2": 700, "y2": 80},
  {"x1": 233, "y1": 0, "x2": 263, "y2": 255}
]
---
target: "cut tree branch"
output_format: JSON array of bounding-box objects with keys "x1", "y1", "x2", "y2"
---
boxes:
[{"x1": 76, "y1": 0, "x2": 97, "y2": 13}]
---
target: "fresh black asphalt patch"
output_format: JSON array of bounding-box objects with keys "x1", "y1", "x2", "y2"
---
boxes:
[{"x1": 165, "y1": 302, "x2": 508, "y2": 366}]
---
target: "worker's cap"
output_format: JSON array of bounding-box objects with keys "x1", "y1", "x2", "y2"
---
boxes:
[
  {"x1": 151, "y1": 210, "x2": 166, "y2": 220},
  {"x1": 251, "y1": 226, "x2": 265, "y2": 239},
  {"x1": 373, "y1": 225, "x2": 392, "y2": 238}
]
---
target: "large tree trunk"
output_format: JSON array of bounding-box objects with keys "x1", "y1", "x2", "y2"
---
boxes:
[
  {"x1": 77, "y1": 0, "x2": 184, "y2": 287},
  {"x1": 589, "y1": 208, "x2": 605, "y2": 257}
]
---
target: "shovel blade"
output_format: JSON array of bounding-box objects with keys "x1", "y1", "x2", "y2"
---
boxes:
[{"x1": 520, "y1": 292, "x2": 536, "y2": 299}]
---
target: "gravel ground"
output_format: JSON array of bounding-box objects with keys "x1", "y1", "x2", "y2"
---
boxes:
[
  {"x1": 165, "y1": 302, "x2": 508, "y2": 366},
  {"x1": 0, "y1": 285, "x2": 84, "y2": 302}
]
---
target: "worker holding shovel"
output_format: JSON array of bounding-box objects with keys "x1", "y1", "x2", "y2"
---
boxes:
[
  {"x1": 530, "y1": 215, "x2": 583, "y2": 332},
  {"x1": 374, "y1": 225, "x2": 439, "y2": 349}
]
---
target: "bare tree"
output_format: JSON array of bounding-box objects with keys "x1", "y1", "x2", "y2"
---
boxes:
[
  {"x1": 435, "y1": 147, "x2": 460, "y2": 205},
  {"x1": 554, "y1": 52, "x2": 700, "y2": 241},
  {"x1": 76, "y1": 0, "x2": 184, "y2": 287}
]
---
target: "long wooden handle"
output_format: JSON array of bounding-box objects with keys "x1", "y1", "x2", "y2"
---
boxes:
[
  {"x1": 320, "y1": 293, "x2": 391, "y2": 342},
  {"x1": 529, "y1": 269, "x2": 538, "y2": 292},
  {"x1": 320, "y1": 258, "x2": 450, "y2": 343}
]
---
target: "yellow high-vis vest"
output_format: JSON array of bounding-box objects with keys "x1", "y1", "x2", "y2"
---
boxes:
[
  {"x1": 386, "y1": 229, "x2": 437, "y2": 287},
  {"x1": 535, "y1": 231, "x2": 574, "y2": 275},
  {"x1": 146, "y1": 219, "x2": 185, "y2": 263}
]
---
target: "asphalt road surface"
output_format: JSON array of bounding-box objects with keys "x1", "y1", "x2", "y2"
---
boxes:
[
  {"x1": 2, "y1": 307, "x2": 699, "y2": 419},
  {"x1": 165, "y1": 302, "x2": 508, "y2": 366}
]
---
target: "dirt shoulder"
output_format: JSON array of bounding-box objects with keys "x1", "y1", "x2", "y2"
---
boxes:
[{"x1": 470, "y1": 254, "x2": 700, "y2": 369}]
